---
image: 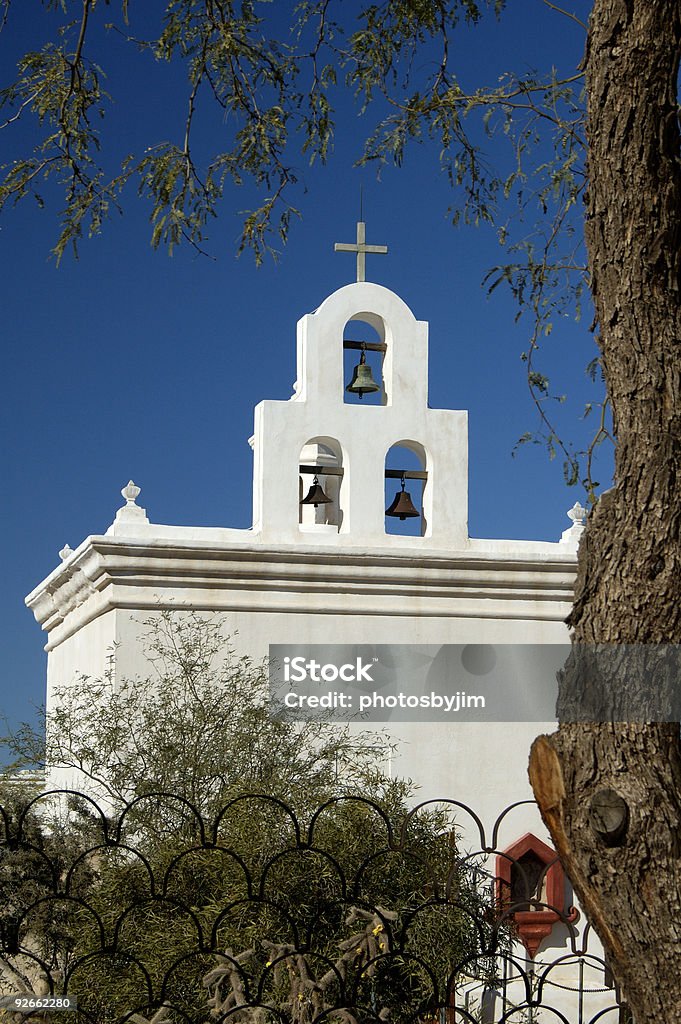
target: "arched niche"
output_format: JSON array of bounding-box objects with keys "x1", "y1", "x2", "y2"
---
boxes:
[
  {"x1": 342, "y1": 315, "x2": 387, "y2": 406},
  {"x1": 384, "y1": 441, "x2": 429, "y2": 537},
  {"x1": 495, "y1": 833, "x2": 577, "y2": 959},
  {"x1": 299, "y1": 437, "x2": 345, "y2": 533}
]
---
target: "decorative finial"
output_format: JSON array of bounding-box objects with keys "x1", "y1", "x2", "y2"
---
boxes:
[
  {"x1": 560, "y1": 501, "x2": 587, "y2": 546},
  {"x1": 106, "y1": 479, "x2": 150, "y2": 534},
  {"x1": 121, "y1": 480, "x2": 141, "y2": 505},
  {"x1": 334, "y1": 220, "x2": 388, "y2": 282},
  {"x1": 59, "y1": 544, "x2": 73, "y2": 561},
  {"x1": 567, "y1": 502, "x2": 587, "y2": 526}
]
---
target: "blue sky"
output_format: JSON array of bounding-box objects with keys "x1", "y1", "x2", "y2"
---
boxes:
[{"x1": 0, "y1": 1, "x2": 607, "y2": 737}]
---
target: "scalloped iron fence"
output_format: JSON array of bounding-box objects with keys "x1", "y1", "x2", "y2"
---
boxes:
[{"x1": 0, "y1": 790, "x2": 628, "y2": 1024}]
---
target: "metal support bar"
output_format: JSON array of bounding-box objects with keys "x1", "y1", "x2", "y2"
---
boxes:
[
  {"x1": 300, "y1": 467, "x2": 425, "y2": 479},
  {"x1": 385, "y1": 470, "x2": 428, "y2": 480},
  {"x1": 343, "y1": 340, "x2": 387, "y2": 353},
  {"x1": 299, "y1": 465, "x2": 344, "y2": 477}
]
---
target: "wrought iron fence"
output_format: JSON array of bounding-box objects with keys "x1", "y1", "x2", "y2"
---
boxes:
[{"x1": 0, "y1": 790, "x2": 626, "y2": 1024}]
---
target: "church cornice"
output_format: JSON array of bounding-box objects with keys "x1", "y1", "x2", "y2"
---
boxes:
[{"x1": 27, "y1": 534, "x2": 577, "y2": 650}]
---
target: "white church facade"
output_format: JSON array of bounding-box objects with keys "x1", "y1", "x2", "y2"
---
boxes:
[{"x1": 26, "y1": 232, "x2": 620, "y2": 1020}]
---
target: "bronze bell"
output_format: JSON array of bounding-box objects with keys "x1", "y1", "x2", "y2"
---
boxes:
[
  {"x1": 301, "y1": 475, "x2": 332, "y2": 508},
  {"x1": 385, "y1": 477, "x2": 420, "y2": 520},
  {"x1": 346, "y1": 347, "x2": 380, "y2": 399}
]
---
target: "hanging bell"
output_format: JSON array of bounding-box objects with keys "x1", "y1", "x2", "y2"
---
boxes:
[
  {"x1": 385, "y1": 476, "x2": 420, "y2": 520},
  {"x1": 301, "y1": 475, "x2": 332, "y2": 508},
  {"x1": 346, "y1": 347, "x2": 380, "y2": 399}
]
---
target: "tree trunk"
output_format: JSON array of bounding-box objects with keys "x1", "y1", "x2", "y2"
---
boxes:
[{"x1": 529, "y1": 1, "x2": 681, "y2": 1019}]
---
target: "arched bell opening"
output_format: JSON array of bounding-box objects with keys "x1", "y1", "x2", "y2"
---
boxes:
[
  {"x1": 384, "y1": 442, "x2": 428, "y2": 537},
  {"x1": 299, "y1": 438, "x2": 345, "y2": 532},
  {"x1": 342, "y1": 316, "x2": 387, "y2": 406}
]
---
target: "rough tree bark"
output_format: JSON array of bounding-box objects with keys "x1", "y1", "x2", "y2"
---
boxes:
[{"x1": 529, "y1": 1, "x2": 681, "y2": 1019}]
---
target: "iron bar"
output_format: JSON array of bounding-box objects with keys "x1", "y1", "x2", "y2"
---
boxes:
[
  {"x1": 299, "y1": 465, "x2": 344, "y2": 476},
  {"x1": 343, "y1": 340, "x2": 387, "y2": 353},
  {"x1": 385, "y1": 469, "x2": 428, "y2": 480}
]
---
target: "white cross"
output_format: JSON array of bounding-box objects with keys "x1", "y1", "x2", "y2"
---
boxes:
[{"x1": 334, "y1": 221, "x2": 388, "y2": 282}]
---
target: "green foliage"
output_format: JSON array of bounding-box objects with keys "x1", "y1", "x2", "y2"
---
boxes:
[
  {"x1": 63, "y1": 798, "x2": 489, "y2": 1023},
  {"x1": 0, "y1": 614, "x2": 495, "y2": 1023},
  {"x1": 0, "y1": 781, "x2": 99, "y2": 1008},
  {"x1": 43, "y1": 613, "x2": 398, "y2": 821},
  {"x1": 0, "y1": 1, "x2": 570, "y2": 265}
]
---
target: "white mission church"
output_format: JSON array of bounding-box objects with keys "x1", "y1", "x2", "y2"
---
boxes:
[{"x1": 26, "y1": 224, "x2": 619, "y2": 1021}]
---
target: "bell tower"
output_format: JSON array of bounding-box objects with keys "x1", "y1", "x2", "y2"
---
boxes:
[{"x1": 250, "y1": 223, "x2": 469, "y2": 549}]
